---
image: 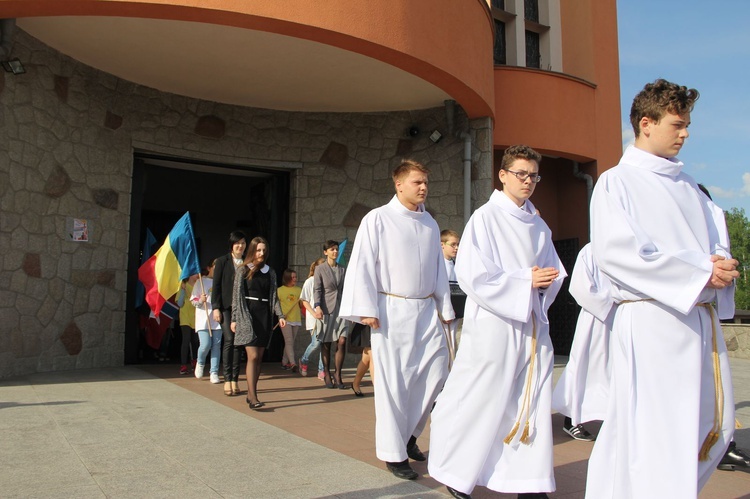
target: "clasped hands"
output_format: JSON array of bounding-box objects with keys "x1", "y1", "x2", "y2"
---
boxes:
[
  {"x1": 707, "y1": 255, "x2": 739, "y2": 289},
  {"x1": 532, "y1": 266, "x2": 559, "y2": 289}
]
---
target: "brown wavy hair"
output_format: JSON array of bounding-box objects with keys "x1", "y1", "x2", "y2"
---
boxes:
[
  {"x1": 243, "y1": 236, "x2": 269, "y2": 281},
  {"x1": 630, "y1": 79, "x2": 699, "y2": 138}
]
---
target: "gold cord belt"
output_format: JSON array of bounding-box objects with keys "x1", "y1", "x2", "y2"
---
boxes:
[
  {"x1": 504, "y1": 314, "x2": 537, "y2": 445},
  {"x1": 619, "y1": 299, "x2": 723, "y2": 461}
]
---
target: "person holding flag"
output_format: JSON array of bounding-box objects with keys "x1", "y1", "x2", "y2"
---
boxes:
[{"x1": 138, "y1": 213, "x2": 201, "y2": 354}]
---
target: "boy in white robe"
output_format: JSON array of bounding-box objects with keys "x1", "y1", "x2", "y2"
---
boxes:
[
  {"x1": 551, "y1": 243, "x2": 613, "y2": 441},
  {"x1": 585, "y1": 79, "x2": 738, "y2": 499},
  {"x1": 338, "y1": 159, "x2": 454, "y2": 481},
  {"x1": 428, "y1": 145, "x2": 566, "y2": 499},
  {"x1": 441, "y1": 229, "x2": 462, "y2": 356}
]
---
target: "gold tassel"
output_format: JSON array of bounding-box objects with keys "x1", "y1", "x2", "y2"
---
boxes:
[
  {"x1": 696, "y1": 304, "x2": 724, "y2": 462},
  {"x1": 520, "y1": 421, "x2": 531, "y2": 444},
  {"x1": 502, "y1": 316, "x2": 538, "y2": 446},
  {"x1": 699, "y1": 431, "x2": 719, "y2": 462},
  {"x1": 504, "y1": 421, "x2": 520, "y2": 444}
]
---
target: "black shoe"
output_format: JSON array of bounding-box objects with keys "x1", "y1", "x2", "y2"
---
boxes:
[
  {"x1": 447, "y1": 486, "x2": 472, "y2": 499},
  {"x1": 386, "y1": 460, "x2": 419, "y2": 480},
  {"x1": 563, "y1": 418, "x2": 595, "y2": 442},
  {"x1": 518, "y1": 494, "x2": 549, "y2": 499},
  {"x1": 406, "y1": 441, "x2": 426, "y2": 461},
  {"x1": 718, "y1": 441, "x2": 750, "y2": 471}
]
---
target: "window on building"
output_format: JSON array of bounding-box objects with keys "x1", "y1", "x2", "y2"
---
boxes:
[
  {"x1": 525, "y1": 30, "x2": 541, "y2": 68},
  {"x1": 494, "y1": 20, "x2": 507, "y2": 65},
  {"x1": 491, "y1": 0, "x2": 505, "y2": 9},
  {"x1": 524, "y1": 0, "x2": 539, "y2": 23}
]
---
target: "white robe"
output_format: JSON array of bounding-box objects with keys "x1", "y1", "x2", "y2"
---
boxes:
[
  {"x1": 551, "y1": 243, "x2": 614, "y2": 425},
  {"x1": 586, "y1": 146, "x2": 735, "y2": 499},
  {"x1": 428, "y1": 190, "x2": 566, "y2": 494},
  {"x1": 338, "y1": 195, "x2": 454, "y2": 462}
]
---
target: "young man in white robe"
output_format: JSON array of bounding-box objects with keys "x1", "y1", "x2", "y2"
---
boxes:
[
  {"x1": 428, "y1": 145, "x2": 566, "y2": 499},
  {"x1": 338, "y1": 159, "x2": 454, "y2": 481},
  {"x1": 551, "y1": 243, "x2": 613, "y2": 442},
  {"x1": 585, "y1": 79, "x2": 738, "y2": 499}
]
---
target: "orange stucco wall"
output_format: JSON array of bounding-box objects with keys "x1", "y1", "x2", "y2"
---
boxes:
[
  {"x1": 560, "y1": 0, "x2": 622, "y2": 175},
  {"x1": 0, "y1": 0, "x2": 496, "y2": 119},
  {"x1": 493, "y1": 67, "x2": 599, "y2": 162}
]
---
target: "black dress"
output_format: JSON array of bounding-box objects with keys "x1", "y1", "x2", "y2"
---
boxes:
[{"x1": 244, "y1": 270, "x2": 272, "y2": 348}]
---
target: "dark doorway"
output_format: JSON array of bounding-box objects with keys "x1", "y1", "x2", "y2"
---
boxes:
[
  {"x1": 548, "y1": 237, "x2": 580, "y2": 356},
  {"x1": 125, "y1": 154, "x2": 291, "y2": 365}
]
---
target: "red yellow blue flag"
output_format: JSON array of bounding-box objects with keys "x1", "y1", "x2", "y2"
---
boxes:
[{"x1": 138, "y1": 212, "x2": 201, "y2": 317}]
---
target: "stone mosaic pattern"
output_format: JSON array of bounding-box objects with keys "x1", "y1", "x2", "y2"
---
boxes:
[
  {"x1": 723, "y1": 325, "x2": 750, "y2": 360},
  {"x1": 0, "y1": 30, "x2": 493, "y2": 377}
]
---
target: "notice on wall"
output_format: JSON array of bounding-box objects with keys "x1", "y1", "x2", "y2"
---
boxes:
[{"x1": 67, "y1": 218, "x2": 90, "y2": 242}]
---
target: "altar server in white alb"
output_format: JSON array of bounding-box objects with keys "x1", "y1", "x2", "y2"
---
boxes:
[
  {"x1": 338, "y1": 159, "x2": 454, "y2": 481},
  {"x1": 429, "y1": 145, "x2": 566, "y2": 499},
  {"x1": 585, "y1": 79, "x2": 737, "y2": 499},
  {"x1": 551, "y1": 243, "x2": 614, "y2": 442}
]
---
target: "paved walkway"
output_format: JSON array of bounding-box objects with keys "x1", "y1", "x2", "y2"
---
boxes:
[{"x1": 1, "y1": 357, "x2": 749, "y2": 498}]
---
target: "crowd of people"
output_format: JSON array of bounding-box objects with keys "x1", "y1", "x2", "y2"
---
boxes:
[{"x1": 157, "y1": 78, "x2": 750, "y2": 498}]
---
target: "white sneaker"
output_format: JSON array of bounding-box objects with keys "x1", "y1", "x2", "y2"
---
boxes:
[
  {"x1": 209, "y1": 372, "x2": 220, "y2": 384},
  {"x1": 195, "y1": 364, "x2": 204, "y2": 379}
]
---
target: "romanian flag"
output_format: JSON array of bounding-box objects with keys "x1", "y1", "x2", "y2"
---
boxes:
[{"x1": 138, "y1": 212, "x2": 201, "y2": 317}]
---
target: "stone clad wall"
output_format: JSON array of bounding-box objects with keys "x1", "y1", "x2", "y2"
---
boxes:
[
  {"x1": 0, "y1": 30, "x2": 493, "y2": 378},
  {"x1": 723, "y1": 324, "x2": 750, "y2": 360}
]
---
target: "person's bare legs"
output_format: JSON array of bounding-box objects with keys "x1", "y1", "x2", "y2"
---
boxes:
[
  {"x1": 352, "y1": 346, "x2": 371, "y2": 393},
  {"x1": 334, "y1": 336, "x2": 347, "y2": 386},
  {"x1": 245, "y1": 346, "x2": 265, "y2": 405}
]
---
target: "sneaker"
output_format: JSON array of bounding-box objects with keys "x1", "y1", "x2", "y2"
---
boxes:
[
  {"x1": 289, "y1": 363, "x2": 298, "y2": 373},
  {"x1": 191, "y1": 359, "x2": 197, "y2": 369},
  {"x1": 195, "y1": 364, "x2": 205, "y2": 379},
  {"x1": 563, "y1": 421, "x2": 596, "y2": 442},
  {"x1": 299, "y1": 360, "x2": 308, "y2": 377},
  {"x1": 281, "y1": 363, "x2": 290, "y2": 370},
  {"x1": 179, "y1": 365, "x2": 188, "y2": 375},
  {"x1": 209, "y1": 372, "x2": 220, "y2": 384},
  {"x1": 317, "y1": 370, "x2": 326, "y2": 381}
]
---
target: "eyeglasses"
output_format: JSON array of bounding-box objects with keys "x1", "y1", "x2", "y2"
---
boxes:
[
  {"x1": 504, "y1": 169, "x2": 542, "y2": 183},
  {"x1": 444, "y1": 242, "x2": 459, "y2": 248}
]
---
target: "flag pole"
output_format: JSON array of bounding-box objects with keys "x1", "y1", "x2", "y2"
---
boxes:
[{"x1": 197, "y1": 274, "x2": 212, "y2": 338}]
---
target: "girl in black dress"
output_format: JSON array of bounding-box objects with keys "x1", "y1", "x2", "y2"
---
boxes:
[{"x1": 231, "y1": 237, "x2": 285, "y2": 409}]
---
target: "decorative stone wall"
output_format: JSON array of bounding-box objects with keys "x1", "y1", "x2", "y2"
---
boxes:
[
  {"x1": 0, "y1": 30, "x2": 493, "y2": 377},
  {"x1": 723, "y1": 324, "x2": 750, "y2": 360}
]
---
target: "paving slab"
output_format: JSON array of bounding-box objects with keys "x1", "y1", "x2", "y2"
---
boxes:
[{"x1": 0, "y1": 357, "x2": 748, "y2": 498}]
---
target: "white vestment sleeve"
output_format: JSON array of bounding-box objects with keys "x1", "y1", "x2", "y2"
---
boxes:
[
  {"x1": 455, "y1": 211, "x2": 534, "y2": 323},
  {"x1": 338, "y1": 212, "x2": 380, "y2": 322},
  {"x1": 591, "y1": 176, "x2": 713, "y2": 315},
  {"x1": 706, "y1": 198, "x2": 736, "y2": 320},
  {"x1": 569, "y1": 244, "x2": 613, "y2": 323}
]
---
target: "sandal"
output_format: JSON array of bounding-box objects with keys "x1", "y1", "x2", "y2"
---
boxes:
[{"x1": 246, "y1": 398, "x2": 265, "y2": 410}]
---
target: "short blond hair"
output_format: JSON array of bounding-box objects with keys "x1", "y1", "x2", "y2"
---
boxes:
[
  {"x1": 441, "y1": 229, "x2": 459, "y2": 243},
  {"x1": 392, "y1": 159, "x2": 430, "y2": 184}
]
